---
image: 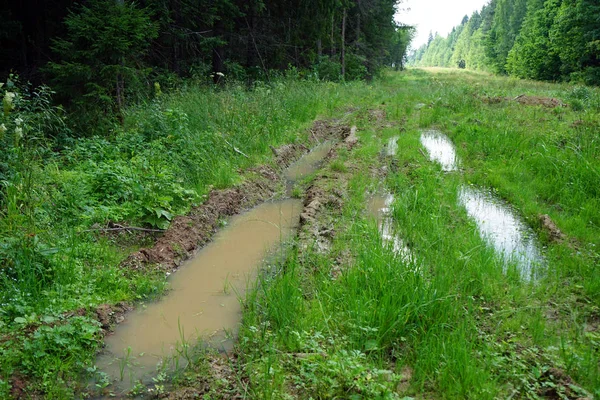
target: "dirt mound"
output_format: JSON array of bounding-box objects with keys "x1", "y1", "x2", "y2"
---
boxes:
[
  {"x1": 95, "y1": 302, "x2": 132, "y2": 331},
  {"x1": 121, "y1": 119, "x2": 351, "y2": 274},
  {"x1": 481, "y1": 94, "x2": 566, "y2": 108},
  {"x1": 539, "y1": 214, "x2": 566, "y2": 242},
  {"x1": 122, "y1": 166, "x2": 278, "y2": 272},
  {"x1": 298, "y1": 153, "x2": 348, "y2": 258},
  {"x1": 270, "y1": 143, "x2": 308, "y2": 167},
  {"x1": 309, "y1": 120, "x2": 351, "y2": 142},
  {"x1": 344, "y1": 126, "x2": 359, "y2": 149}
]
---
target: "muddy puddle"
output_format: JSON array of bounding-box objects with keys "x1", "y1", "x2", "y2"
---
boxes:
[
  {"x1": 95, "y1": 143, "x2": 335, "y2": 391},
  {"x1": 284, "y1": 141, "x2": 333, "y2": 182},
  {"x1": 420, "y1": 129, "x2": 458, "y2": 171},
  {"x1": 96, "y1": 199, "x2": 302, "y2": 389},
  {"x1": 459, "y1": 186, "x2": 544, "y2": 280},
  {"x1": 418, "y1": 129, "x2": 544, "y2": 279},
  {"x1": 368, "y1": 193, "x2": 413, "y2": 262}
]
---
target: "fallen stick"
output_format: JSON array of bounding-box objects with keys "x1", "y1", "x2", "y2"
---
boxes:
[
  {"x1": 81, "y1": 227, "x2": 164, "y2": 233},
  {"x1": 223, "y1": 138, "x2": 249, "y2": 158}
]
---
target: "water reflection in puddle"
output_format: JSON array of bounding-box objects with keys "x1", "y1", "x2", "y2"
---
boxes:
[
  {"x1": 386, "y1": 136, "x2": 399, "y2": 156},
  {"x1": 420, "y1": 130, "x2": 459, "y2": 171},
  {"x1": 368, "y1": 193, "x2": 413, "y2": 263},
  {"x1": 418, "y1": 129, "x2": 545, "y2": 280},
  {"x1": 459, "y1": 186, "x2": 544, "y2": 280},
  {"x1": 284, "y1": 141, "x2": 333, "y2": 182}
]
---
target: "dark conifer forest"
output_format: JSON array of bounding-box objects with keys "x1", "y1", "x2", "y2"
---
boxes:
[{"x1": 1, "y1": 0, "x2": 412, "y2": 125}]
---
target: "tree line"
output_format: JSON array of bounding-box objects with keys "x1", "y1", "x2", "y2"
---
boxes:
[
  {"x1": 1, "y1": 0, "x2": 414, "y2": 133},
  {"x1": 408, "y1": 0, "x2": 600, "y2": 85}
]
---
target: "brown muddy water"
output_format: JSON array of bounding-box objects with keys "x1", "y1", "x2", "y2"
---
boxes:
[
  {"x1": 96, "y1": 199, "x2": 302, "y2": 388},
  {"x1": 96, "y1": 144, "x2": 334, "y2": 391},
  {"x1": 284, "y1": 141, "x2": 333, "y2": 182},
  {"x1": 420, "y1": 129, "x2": 459, "y2": 171},
  {"x1": 368, "y1": 193, "x2": 413, "y2": 263}
]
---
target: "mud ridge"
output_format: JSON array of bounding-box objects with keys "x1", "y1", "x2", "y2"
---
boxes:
[
  {"x1": 297, "y1": 126, "x2": 358, "y2": 276},
  {"x1": 120, "y1": 120, "x2": 350, "y2": 276},
  {"x1": 479, "y1": 94, "x2": 566, "y2": 108},
  {"x1": 74, "y1": 119, "x2": 351, "y2": 340}
]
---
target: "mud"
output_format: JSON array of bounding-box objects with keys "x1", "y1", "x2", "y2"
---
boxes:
[
  {"x1": 95, "y1": 302, "x2": 132, "y2": 331},
  {"x1": 98, "y1": 199, "x2": 302, "y2": 390},
  {"x1": 298, "y1": 173, "x2": 346, "y2": 256},
  {"x1": 539, "y1": 214, "x2": 566, "y2": 243},
  {"x1": 480, "y1": 94, "x2": 566, "y2": 108},
  {"x1": 93, "y1": 119, "x2": 357, "y2": 393},
  {"x1": 121, "y1": 120, "x2": 350, "y2": 276},
  {"x1": 122, "y1": 166, "x2": 279, "y2": 274}
]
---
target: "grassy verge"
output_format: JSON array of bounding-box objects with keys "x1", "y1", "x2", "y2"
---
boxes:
[{"x1": 215, "y1": 69, "x2": 600, "y2": 399}]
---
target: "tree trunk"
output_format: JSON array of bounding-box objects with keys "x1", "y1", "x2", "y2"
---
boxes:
[
  {"x1": 356, "y1": 0, "x2": 361, "y2": 49},
  {"x1": 212, "y1": 18, "x2": 225, "y2": 84},
  {"x1": 341, "y1": 8, "x2": 346, "y2": 79},
  {"x1": 317, "y1": 39, "x2": 322, "y2": 57},
  {"x1": 331, "y1": 13, "x2": 336, "y2": 56},
  {"x1": 172, "y1": 0, "x2": 182, "y2": 75},
  {"x1": 246, "y1": 14, "x2": 257, "y2": 69}
]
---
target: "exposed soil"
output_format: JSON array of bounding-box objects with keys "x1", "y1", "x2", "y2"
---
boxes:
[
  {"x1": 9, "y1": 375, "x2": 28, "y2": 399},
  {"x1": 539, "y1": 214, "x2": 566, "y2": 243},
  {"x1": 95, "y1": 302, "x2": 132, "y2": 332},
  {"x1": 120, "y1": 119, "x2": 350, "y2": 275},
  {"x1": 270, "y1": 143, "x2": 308, "y2": 167},
  {"x1": 538, "y1": 367, "x2": 592, "y2": 399},
  {"x1": 121, "y1": 167, "x2": 279, "y2": 273},
  {"x1": 298, "y1": 161, "x2": 346, "y2": 257},
  {"x1": 480, "y1": 94, "x2": 566, "y2": 108},
  {"x1": 296, "y1": 126, "x2": 360, "y2": 277}
]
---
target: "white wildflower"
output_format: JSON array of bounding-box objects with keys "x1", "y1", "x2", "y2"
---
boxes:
[
  {"x1": 15, "y1": 126, "x2": 23, "y2": 138},
  {"x1": 216, "y1": 72, "x2": 225, "y2": 77},
  {"x1": 14, "y1": 117, "x2": 22, "y2": 126},
  {"x1": 3, "y1": 92, "x2": 15, "y2": 115},
  {"x1": 3, "y1": 91, "x2": 15, "y2": 105}
]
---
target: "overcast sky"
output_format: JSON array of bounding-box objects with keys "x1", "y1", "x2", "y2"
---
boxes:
[{"x1": 397, "y1": 0, "x2": 490, "y2": 49}]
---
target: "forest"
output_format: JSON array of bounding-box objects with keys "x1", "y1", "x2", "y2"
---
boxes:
[
  {"x1": 1, "y1": 0, "x2": 413, "y2": 131},
  {"x1": 409, "y1": 0, "x2": 600, "y2": 85}
]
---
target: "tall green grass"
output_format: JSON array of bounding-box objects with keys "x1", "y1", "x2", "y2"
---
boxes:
[{"x1": 235, "y1": 69, "x2": 600, "y2": 398}]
